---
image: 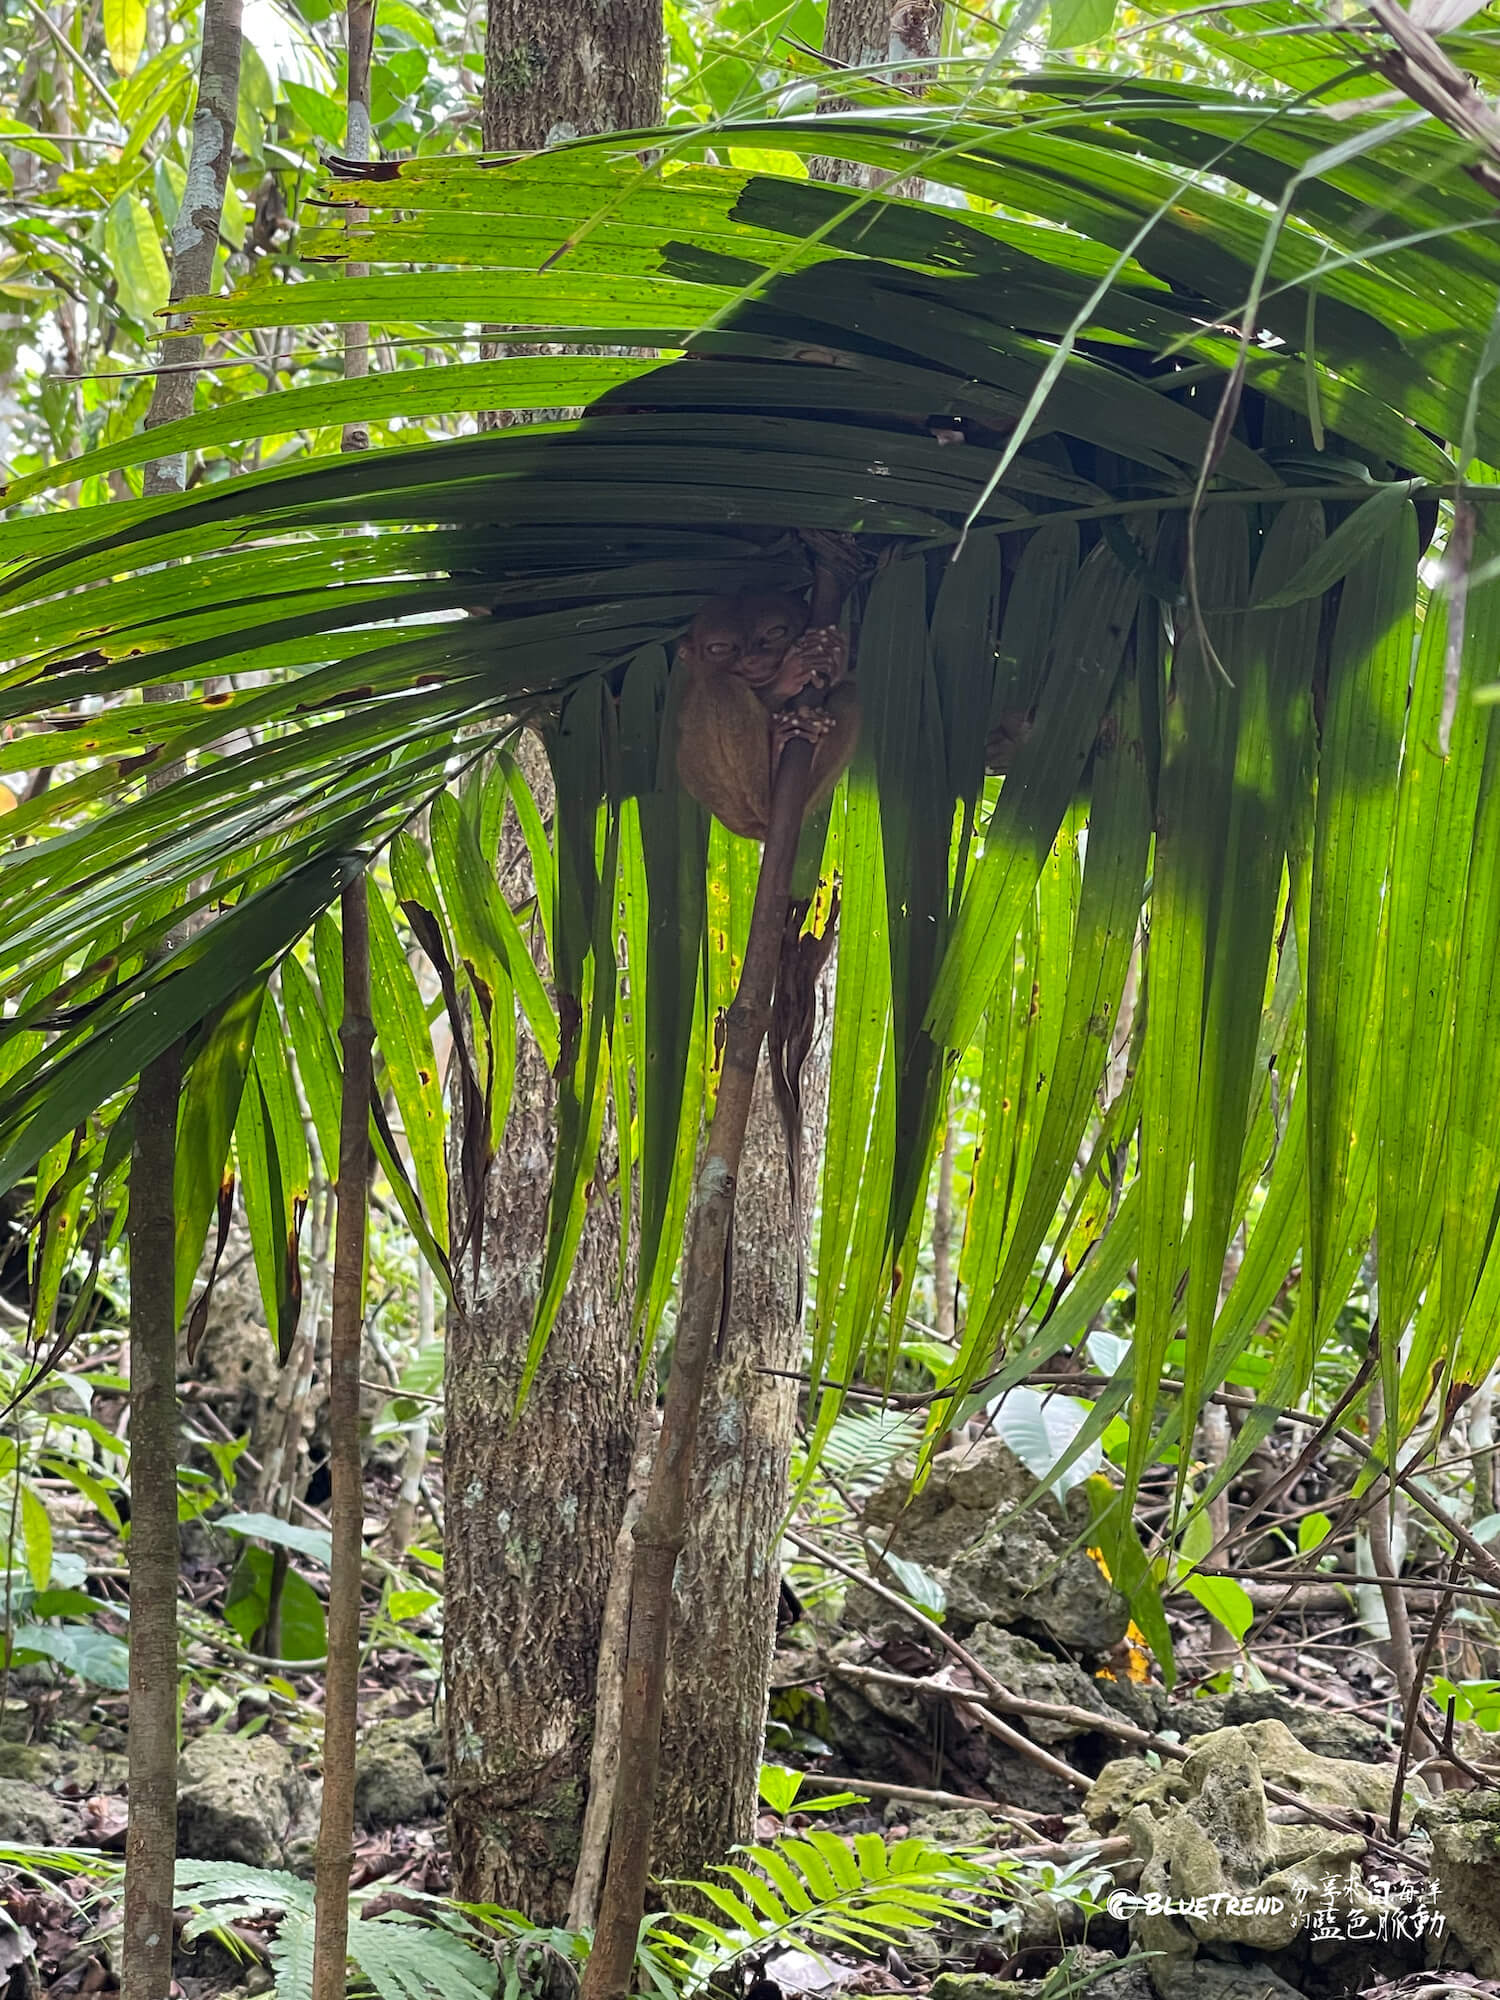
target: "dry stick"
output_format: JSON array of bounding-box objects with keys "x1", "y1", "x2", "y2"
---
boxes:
[
  {"x1": 833, "y1": 1661, "x2": 1178, "y2": 1764},
  {"x1": 310, "y1": 878, "x2": 375, "y2": 2000},
  {"x1": 309, "y1": 12, "x2": 377, "y2": 1999},
  {"x1": 122, "y1": 1039, "x2": 183, "y2": 2000},
  {"x1": 122, "y1": 11, "x2": 245, "y2": 1996},
  {"x1": 580, "y1": 561, "x2": 848, "y2": 2000},
  {"x1": 791, "y1": 1770, "x2": 1049, "y2": 1826},
  {"x1": 1392, "y1": 1560, "x2": 1464, "y2": 1840}
]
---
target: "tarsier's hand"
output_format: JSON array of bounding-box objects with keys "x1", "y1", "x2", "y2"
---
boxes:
[
  {"x1": 771, "y1": 706, "x2": 836, "y2": 771},
  {"x1": 766, "y1": 624, "x2": 847, "y2": 703}
]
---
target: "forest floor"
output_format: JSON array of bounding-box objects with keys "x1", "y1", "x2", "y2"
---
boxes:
[
  {"x1": 1, "y1": 1431, "x2": 1497, "y2": 2000},
  {"x1": 0, "y1": 1334, "x2": 1497, "y2": 2000}
]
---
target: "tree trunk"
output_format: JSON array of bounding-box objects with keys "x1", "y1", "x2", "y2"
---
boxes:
[
  {"x1": 122, "y1": 1040, "x2": 182, "y2": 2000},
  {"x1": 656, "y1": 1001, "x2": 831, "y2": 1878},
  {"x1": 442, "y1": 0, "x2": 663, "y2": 1921},
  {"x1": 124, "y1": 13, "x2": 245, "y2": 1991},
  {"x1": 484, "y1": 0, "x2": 661, "y2": 148},
  {"x1": 810, "y1": 0, "x2": 942, "y2": 188},
  {"x1": 142, "y1": 0, "x2": 243, "y2": 496},
  {"x1": 581, "y1": 563, "x2": 849, "y2": 2000},
  {"x1": 311, "y1": 876, "x2": 374, "y2": 2000},
  {"x1": 444, "y1": 749, "x2": 644, "y2": 1920}
]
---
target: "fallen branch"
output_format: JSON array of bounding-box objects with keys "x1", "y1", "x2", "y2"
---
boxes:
[
  {"x1": 790, "y1": 1770, "x2": 1048, "y2": 1826},
  {"x1": 786, "y1": 1529, "x2": 1092, "y2": 1792},
  {"x1": 834, "y1": 1660, "x2": 1178, "y2": 1761}
]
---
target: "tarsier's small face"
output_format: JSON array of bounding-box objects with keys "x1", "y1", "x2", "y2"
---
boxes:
[{"x1": 685, "y1": 590, "x2": 809, "y2": 692}]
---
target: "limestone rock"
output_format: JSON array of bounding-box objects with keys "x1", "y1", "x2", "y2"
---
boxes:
[
  {"x1": 1417, "y1": 1789, "x2": 1500, "y2": 1977},
  {"x1": 354, "y1": 1733, "x2": 436, "y2": 1830},
  {"x1": 1179, "y1": 1688, "x2": 1386, "y2": 1766},
  {"x1": 0, "y1": 1777, "x2": 72, "y2": 1843},
  {"x1": 858, "y1": 1440, "x2": 1128, "y2": 1653},
  {"x1": 965, "y1": 1626, "x2": 1118, "y2": 1744},
  {"x1": 889, "y1": 1802, "x2": 1001, "y2": 1846},
  {"x1": 1093, "y1": 1674, "x2": 1162, "y2": 1737},
  {"x1": 1150, "y1": 1954, "x2": 1308, "y2": 2000},
  {"x1": 1087, "y1": 1721, "x2": 1426, "y2": 1968},
  {"x1": 1057, "y1": 1948, "x2": 1156, "y2": 2000},
  {"x1": 177, "y1": 1733, "x2": 309, "y2": 1866},
  {"x1": 0, "y1": 1742, "x2": 57, "y2": 1783}
]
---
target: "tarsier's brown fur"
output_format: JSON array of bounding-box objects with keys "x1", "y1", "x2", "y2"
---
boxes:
[{"x1": 675, "y1": 589, "x2": 859, "y2": 840}]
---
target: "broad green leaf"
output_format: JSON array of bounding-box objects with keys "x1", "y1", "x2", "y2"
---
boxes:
[
  {"x1": 1049, "y1": 0, "x2": 1117, "y2": 45},
  {"x1": 929, "y1": 540, "x2": 1139, "y2": 1051},
  {"x1": 105, "y1": 193, "x2": 170, "y2": 322},
  {"x1": 1183, "y1": 1572, "x2": 1254, "y2": 1644},
  {"x1": 1178, "y1": 503, "x2": 1321, "y2": 1457},
  {"x1": 1380, "y1": 523, "x2": 1497, "y2": 1343},
  {"x1": 217, "y1": 1510, "x2": 334, "y2": 1567},
  {"x1": 1130, "y1": 508, "x2": 1246, "y2": 1513},
  {"x1": 18, "y1": 1484, "x2": 51, "y2": 1595},
  {"x1": 103, "y1": 0, "x2": 147, "y2": 75},
  {"x1": 223, "y1": 1546, "x2": 326, "y2": 1660},
  {"x1": 1252, "y1": 482, "x2": 1417, "y2": 608},
  {"x1": 1306, "y1": 506, "x2": 1416, "y2": 1380},
  {"x1": 10, "y1": 1624, "x2": 129, "y2": 1689}
]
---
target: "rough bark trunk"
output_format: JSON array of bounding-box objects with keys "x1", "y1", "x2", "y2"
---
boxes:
[
  {"x1": 483, "y1": 0, "x2": 661, "y2": 148},
  {"x1": 442, "y1": 0, "x2": 663, "y2": 1922},
  {"x1": 655, "y1": 996, "x2": 832, "y2": 1878},
  {"x1": 124, "y1": 16, "x2": 244, "y2": 1987},
  {"x1": 444, "y1": 748, "x2": 643, "y2": 1921},
  {"x1": 141, "y1": 0, "x2": 243, "y2": 496},
  {"x1": 809, "y1": 0, "x2": 942, "y2": 189}
]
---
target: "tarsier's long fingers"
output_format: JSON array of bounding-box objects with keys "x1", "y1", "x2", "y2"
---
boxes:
[
  {"x1": 771, "y1": 710, "x2": 837, "y2": 771},
  {"x1": 767, "y1": 623, "x2": 847, "y2": 700}
]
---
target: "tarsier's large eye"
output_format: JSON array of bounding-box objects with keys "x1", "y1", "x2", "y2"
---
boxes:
[
  {"x1": 760, "y1": 622, "x2": 789, "y2": 643},
  {"x1": 706, "y1": 640, "x2": 737, "y2": 659}
]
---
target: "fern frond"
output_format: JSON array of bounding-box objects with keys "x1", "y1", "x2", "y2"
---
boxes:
[
  {"x1": 348, "y1": 1911, "x2": 498, "y2": 2000},
  {"x1": 648, "y1": 1830, "x2": 990, "y2": 1995},
  {"x1": 166, "y1": 1856, "x2": 497, "y2": 2000},
  {"x1": 270, "y1": 1906, "x2": 316, "y2": 2000}
]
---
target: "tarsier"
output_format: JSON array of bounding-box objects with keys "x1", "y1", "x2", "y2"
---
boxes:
[{"x1": 674, "y1": 589, "x2": 859, "y2": 840}]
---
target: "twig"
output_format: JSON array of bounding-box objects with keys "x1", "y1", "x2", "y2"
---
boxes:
[
  {"x1": 791, "y1": 1770, "x2": 1049, "y2": 1827},
  {"x1": 833, "y1": 1660, "x2": 1179, "y2": 1762},
  {"x1": 785, "y1": 1530, "x2": 1092, "y2": 1793},
  {"x1": 1390, "y1": 1557, "x2": 1459, "y2": 1840}
]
